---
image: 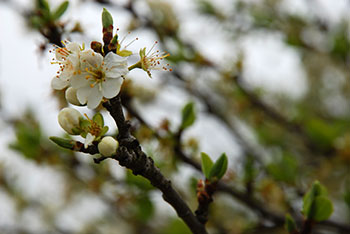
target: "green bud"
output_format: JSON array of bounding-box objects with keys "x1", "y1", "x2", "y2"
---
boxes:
[
  {"x1": 285, "y1": 214, "x2": 297, "y2": 233},
  {"x1": 102, "y1": 8, "x2": 113, "y2": 29}
]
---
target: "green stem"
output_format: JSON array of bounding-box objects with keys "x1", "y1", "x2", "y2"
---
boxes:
[{"x1": 128, "y1": 61, "x2": 142, "y2": 71}]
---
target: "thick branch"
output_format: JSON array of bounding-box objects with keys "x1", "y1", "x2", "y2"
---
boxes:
[{"x1": 103, "y1": 95, "x2": 207, "y2": 234}]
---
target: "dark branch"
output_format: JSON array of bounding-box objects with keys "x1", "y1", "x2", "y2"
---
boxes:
[{"x1": 102, "y1": 95, "x2": 207, "y2": 234}]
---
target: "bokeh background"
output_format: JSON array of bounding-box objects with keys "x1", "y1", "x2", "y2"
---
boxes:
[{"x1": 0, "y1": 0, "x2": 350, "y2": 233}]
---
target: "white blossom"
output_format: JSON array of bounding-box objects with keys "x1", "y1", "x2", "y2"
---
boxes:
[
  {"x1": 139, "y1": 42, "x2": 171, "y2": 78},
  {"x1": 51, "y1": 41, "x2": 83, "y2": 90},
  {"x1": 71, "y1": 51, "x2": 129, "y2": 109}
]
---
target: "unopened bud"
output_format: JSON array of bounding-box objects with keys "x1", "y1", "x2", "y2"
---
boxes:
[
  {"x1": 65, "y1": 87, "x2": 81, "y2": 106},
  {"x1": 91, "y1": 41, "x2": 103, "y2": 54},
  {"x1": 102, "y1": 8, "x2": 113, "y2": 29},
  {"x1": 98, "y1": 136, "x2": 119, "y2": 156},
  {"x1": 58, "y1": 108, "x2": 82, "y2": 135}
]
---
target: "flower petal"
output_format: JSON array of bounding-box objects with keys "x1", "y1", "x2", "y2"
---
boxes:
[
  {"x1": 66, "y1": 42, "x2": 80, "y2": 53},
  {"x1": 84, "y1": 133, "x2": 95, "y2": 148},
  {"x1": 104, "y1": 52, "x2": 129, "y2": 78},
  {"x1": 81, "y1": 50, "x2": 103, "y2": 68},
  {"x1": 76, "y1": 85, "x2": 91, "y2": 104},
  {"x1": 102, "y1": 78, "x2": 123, "y2": 98},
  {"x1": 71, "y1": 73, "x2": 89, "y2": 89},
  {"x1": 87, "y1": 86, "x2": 103, "y2": 109},
  {"x1": 51, "y1": 77, "x2": 69, "y2": 90}
]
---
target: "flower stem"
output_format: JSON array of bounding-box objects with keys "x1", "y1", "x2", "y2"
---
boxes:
[{"x1": 128, "y1": 61, "x2": 142, "y2": 71}]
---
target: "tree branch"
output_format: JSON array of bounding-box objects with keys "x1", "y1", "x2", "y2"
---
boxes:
[{"x1": 102, "y1": 95, "x2": 207, "y2": 234}]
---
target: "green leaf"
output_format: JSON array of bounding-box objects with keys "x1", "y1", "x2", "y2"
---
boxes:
[
  {"x1": 159, "y1": 218, "x2": 191, "y2": 234},
  {"x1": 201, "y1": 152, "x2": 213, "y2": 179},
  {"x1": 180, "y1": 102, "x2": 196, "y2": 130},
  {"x1": 37, "y1": 0, "x2": 50, "y2": 11},
  {"x1": 285, "y1": 214, "x2": 297, "y2": 233},
  {"x1": 93, "y1": 112, "x2": 104, "y2": 127},
  {"x1": 125, "y1": 170, "x2": 154, "y2": 191},
  {"x1": 208, "y1": 153, "x2": 228, "y2": 180},
  {"x1": 49, "y1": 136, "x2": 75, "y2": 149},
  {"x1": 302, "y1": 180, "x2": 327, "y2": 220},
  {"x1": 118, "y1": 49, "x2": 133, "y2": 57},
  {"x1": 52, "y1": 1, "x2": 69, "y2": 20},
  {"x1": 102, "y1": 8, "x2": 113, "y2": 29},
  {"x1": 135, "y1": 195, "x2": 154, "y2": 222},
  {"x1": 267, "y1": 154, "x2": 297, "y2": 183},
  {"x1": 312, "y1": 196, "x2": 333, "y2": 222},
  {"x1": 344, "y1": 190, "x2": 350, "y2": 211}
]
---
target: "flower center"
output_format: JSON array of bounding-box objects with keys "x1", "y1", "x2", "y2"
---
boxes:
[{"x1": 85, "y1": 67, "x2": 106, "y2": 88}]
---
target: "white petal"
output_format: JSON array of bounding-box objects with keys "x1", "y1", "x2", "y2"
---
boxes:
[
  {"x1": 104, "y1": 52, "x2": 127, "y2": 64},
  {"x1": 51, "y1": 77, "x2": 69, "y2": 90},
  {"x1": 87, "y1": 86, "x2": 103, "y2": 109},
  {"x1": 102, "y1": 78, "x2": 123, "y2": 98},
  {"x1": 105, "y1": 66, "x2": 129, "y2": 78},
  {"x1": 66, "y1": 42, "x2": 80, "y2": 53},
  {"x1": 84, "y1": 133, "x2": 95, "y2": 148},
  {"x1": 104, "y1": 52, "x2": 129, "y2": 78},
  {"x1": 71, "y1": 73, "x2": 89, "y2": 89},
  {"x1": 76, "y1": 86, "x2": 91, "y2": 104},
  {"x1": 81, "y1": 50, "x2": 103, "y2": 68}
]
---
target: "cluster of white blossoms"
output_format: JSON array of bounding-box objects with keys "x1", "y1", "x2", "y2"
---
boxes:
[
  {"x1": 51, "y1": 8, "x2": 172, "y2": 156},
  {"x1": 51, "y1": 40, "x2": 129, "y2": 109}
]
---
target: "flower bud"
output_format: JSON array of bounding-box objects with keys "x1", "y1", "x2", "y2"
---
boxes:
[
  {"x1": 98, "y1": 136, "x2": 119, "y2": 156},
  {"x1": 65, "y1": 87, "x2": 81, "y2": 106},
  {"x1": 58, "y1": 108, "x2": 82, "y2": 135}
]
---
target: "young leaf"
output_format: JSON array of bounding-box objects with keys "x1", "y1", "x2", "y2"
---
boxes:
[
  {"x1": 302, "y1": 181, "x2": 327, "y2": 218},
  {"x1": 201, "y1": 152, "x2": 213, "y2": 179},
  {"x1": 37, "y1": 0, "x2": 50, "y2": 11},
  {"x1": 52, "y1": 1, "x2": 69, "y2": 20},
  {"x1": 102, "y1": 8, "x2": 113, "y2": 29},
  {"x1": 180, "y1": 102, "x2": 196, "y2": 130},
  {"x1": 208, "y1": 153, "x2": 228, "y2": 180},
  {"x1": 49, "y1": 136, "x2": 75, "y2": 149},
  {"x1": 312, "y1": 196, "x2": 333, "y2": 222},
  {"x1": 285, "y1": 214, "x2": 297, "y2": 233}
]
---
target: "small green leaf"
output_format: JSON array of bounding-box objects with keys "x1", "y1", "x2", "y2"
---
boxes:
[
  {"x1": 93, "y1": 112, "x2": 104, "y2": 127},
  {"x1": 102, "y1": 8, "x2": 113, "y2": 29},
  {"x1": 208, "y1": 153, "x2": 228, "y2": 180},
  {"x1": 37, "y1": 0, "x2": 50, "y2": 11},
  {"x1": 118, "y1": 49, "x2": 133, "y2": 57},
  {"x1": 302, "y1": 181, "x2": 327, "y2": 217},
  {"x1": 52, "y1": 1, "x2": 69, "y2": 20},
  {"x1": 285, "y1": 214, "x2": 297, "y2": 233},
  {"x1": 180, "y1": 102, "x2": 196, "y2": 130},
  {"x1": 313, "y1": 196, "x2": 333, "y2": 222},
  {"x1": 344, "y1": 190, "x2": 350, "y2": 210},
  {"x1": 49, "y1": 136, "x2": 75, "y2": 149},
  {"x1": 201, "y1": 152, "x2": 213, "y2": 179}
]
